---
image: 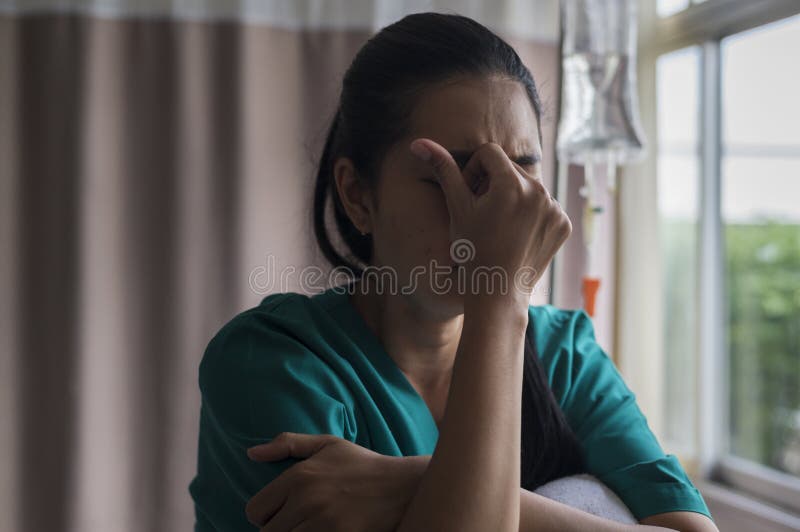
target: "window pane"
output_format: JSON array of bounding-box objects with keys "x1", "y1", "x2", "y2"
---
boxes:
[
  {"x1": 722, "y1": 14, "x2": 800, "y2": 146},
  {"x1": 657, "y1": 0, "x2": 689, "y2": 18},
  {"x1": 723, "y1": 16, "x2": 800, "y2": 477},
  {"x1": 657, "y1": 47, "x2": 700, "y2": 455},
  {"x1": 657, "y1": 47, "x2": 700, "y2": 149},
  {"x1": 722, "y1": 157, "x2": 800, "y2": 476},
  {"x1": 658, "y1": 156, "x2": 700, "y2": 218},
  {"x1": 722, "y1": 158, "x2": 800, "y2": 223}
]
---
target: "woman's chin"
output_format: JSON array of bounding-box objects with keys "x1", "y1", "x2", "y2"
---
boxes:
[{"x1": 426, "y1": 272, "x2": 467, "y2": 305}]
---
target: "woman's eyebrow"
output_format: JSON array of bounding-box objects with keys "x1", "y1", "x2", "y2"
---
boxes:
[{"x1": 447, "y1": 149, "x2": 541, "y2": 169}]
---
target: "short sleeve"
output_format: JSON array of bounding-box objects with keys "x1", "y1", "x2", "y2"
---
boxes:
[
  {"x1": 560, "y1": 309, "x2": 712, "y2": 521},
  {"x1": 189, "y1": 310, "x2": 354, "y2": 531}
]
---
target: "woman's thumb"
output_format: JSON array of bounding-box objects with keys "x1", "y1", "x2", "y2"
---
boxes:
[
  {"x1": 409, "y1": 138, "x2": 471, "y2": 208},
  {"x1": 246, "y1": 432, "x2": 331, "y2": 462}
]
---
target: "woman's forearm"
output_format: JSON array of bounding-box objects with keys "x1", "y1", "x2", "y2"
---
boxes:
[
  {"x1": 518, "y1": 488, "x2": 674, "y2": 532},
  {"x1": 395, "y1": 294, "x2": 528, "y2": 532},
  {"x1": 390, "y1": 455, "x2": 677, "y2": 532}
]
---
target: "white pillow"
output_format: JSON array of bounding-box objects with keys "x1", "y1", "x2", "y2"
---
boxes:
[{"x1": 533, "y1": 474, "x2": 637, "y2": 524}]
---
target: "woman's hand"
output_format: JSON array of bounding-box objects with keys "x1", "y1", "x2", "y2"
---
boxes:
[
  {"x1": 245, "y1": 432, "x2": 427, "y2": 532},
  {"x1": 409, "y1": 138, "x2": 571, "y2": 300}
]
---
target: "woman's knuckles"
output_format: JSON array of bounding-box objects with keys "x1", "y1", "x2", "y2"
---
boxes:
[
  {"x1": 299, "y1": 490, "x2": 330, "y2": 514},
  {"x1": 292, "y1": 461, "x2": 319, "y2": 480}
]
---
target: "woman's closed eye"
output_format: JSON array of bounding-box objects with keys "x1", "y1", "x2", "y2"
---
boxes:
[{"x1": 515, "y1": 155, "x2": 539, "y2": 167}]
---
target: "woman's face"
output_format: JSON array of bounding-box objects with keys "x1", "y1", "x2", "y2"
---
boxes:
[{"x1": 355, "y1": 76, "x2": 543, "y2": 318}]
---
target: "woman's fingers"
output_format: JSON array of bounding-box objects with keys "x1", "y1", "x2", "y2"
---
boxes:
[
  {"x1": 289, "y1": 519, "x2": 315, "y2": 532},
  {"x1": 247, "y1": 432, "x2": 336, "y2": 462},
  {"x1": 246, "y1": 476, "x2": 290, "y2": 528},
  {"x1": 260, "y1": 497, "x2": 306, "y2": 532},
  {"x1": 510, "y1": 159, "x2": 545, "y2": 186},
  {"x1": 407, "y1": 137, "x2": 569, "y2": 297},
  {"x1": 460, "y1": 142, "x2": 527, "y2": 197}
]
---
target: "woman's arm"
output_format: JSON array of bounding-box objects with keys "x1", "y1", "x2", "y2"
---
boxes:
[
  {"x1": 397, "y1": 133, "x2": 571, "y2": 532},
  {"x1": 247, "y1": 444, "x2": 719, "y2": 532},
  {"x1": 398, "y1": 457, "x2": 717, "y2": 531},
  {"x1": 398, "y1": 456, "x2": 718, "y2": 532},
  {"x1": 519, "y1": 488, "x2": 719, "y2": 532},
  {"x1": 395, "y1": 294, "x2": 529, "y2": 532},
  {"x1": 395, "y1": 456, "x2": 718, "y2": 532}
]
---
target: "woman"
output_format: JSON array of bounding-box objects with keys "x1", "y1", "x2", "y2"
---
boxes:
[{"x1": 189, "y1": 12, "x2": 718, "y2": 532}]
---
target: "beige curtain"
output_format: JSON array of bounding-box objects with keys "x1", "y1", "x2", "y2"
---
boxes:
[{"x1": 0, "y1": 4, "x2": 566, "y2": 530}]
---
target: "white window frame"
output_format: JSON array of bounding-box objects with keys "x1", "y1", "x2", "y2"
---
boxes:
[{"x1": 644, "y1": 0, "x2": 800, "y2": 515}]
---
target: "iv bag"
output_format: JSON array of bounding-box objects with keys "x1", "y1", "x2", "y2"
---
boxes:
[{"x1": 556, "y1": 0, "x2": 647, "y2": 167}]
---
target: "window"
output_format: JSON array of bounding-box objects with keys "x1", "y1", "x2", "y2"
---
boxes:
[
  {"x1": 654, "y1": 2, "x2": 800, "y2": 513},
  {"x1": 721, "y1": 15, "x2": 800, "y2": 479}
]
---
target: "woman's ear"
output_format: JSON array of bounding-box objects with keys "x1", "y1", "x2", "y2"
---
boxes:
[{"x1": 332, "y1": 156, "x2": 374, "y2": 235}]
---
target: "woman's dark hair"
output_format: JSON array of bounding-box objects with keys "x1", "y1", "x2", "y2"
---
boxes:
[{"x1": 312, "y1": 11, "x2": 585, "y2": 490}]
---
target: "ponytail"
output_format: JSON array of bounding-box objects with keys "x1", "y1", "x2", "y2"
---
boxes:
[{"x1": 521, "y1": 320, "x2": 585, "y2": 489}]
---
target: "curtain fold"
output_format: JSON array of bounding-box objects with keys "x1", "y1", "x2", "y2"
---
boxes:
[
  {"x1": 0, "y1": 5, "x2": 564, "y2": 530},
  {"x1": 13, "y1": 14, "x2": 86, "y2": 532},
  {"x1": 0, "y1": 15, "x2": 19, "y2": 532}
]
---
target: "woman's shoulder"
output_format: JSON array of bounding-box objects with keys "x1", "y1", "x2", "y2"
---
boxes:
[
  {"x1": 527, "y1": 303, "x2": 581, "y2": 326},
  {"x1": 526, "y1": 303, "x2": 598, "y2": 356},
  {"x1": 209, "y1": 290, "x2": 320, "y2": 343},
  {"x1": 526, "y1": 303, "x2": 619, "y2": 402},
  {"x1": 195, "y1": 291, "x2": 357, "y2": 454},
  {"x1": 199, "y1": 291, "x2": 334, "y2": 389}
]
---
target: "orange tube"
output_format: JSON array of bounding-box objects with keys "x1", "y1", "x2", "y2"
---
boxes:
[{"x1": 582, "y1": 276, "x2": 601, "y2": 317}]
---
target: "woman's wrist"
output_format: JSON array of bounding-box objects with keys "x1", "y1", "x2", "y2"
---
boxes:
[
  {"x1": 379, "y1": 454, "x2": 431, "y2": 519},
  {"x1": 463, "y1": 292, "x2": 530, "y2": 331},
  {"x1": 385, "y1": 455, "x2": 429, "y2": 490}
]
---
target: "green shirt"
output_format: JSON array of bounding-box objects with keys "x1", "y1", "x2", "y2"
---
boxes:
[{"x1": 189, "y1": 284, "x2": 712, "y2": 530}]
